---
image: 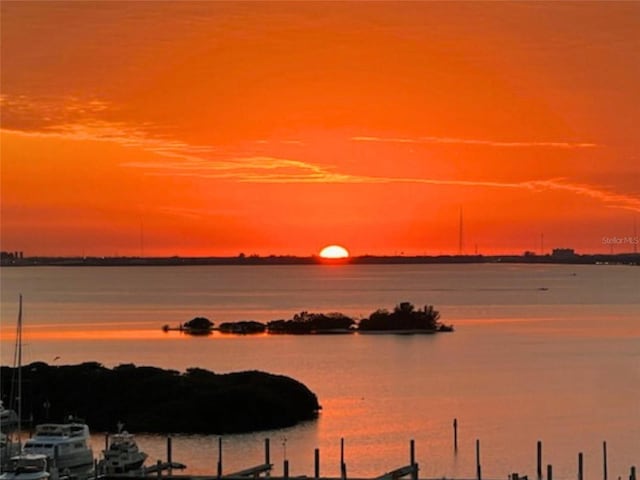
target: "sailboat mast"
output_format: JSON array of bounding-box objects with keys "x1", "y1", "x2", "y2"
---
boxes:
[{"x1": 16, "y1": 294, "x2": 22, "y2": 442}]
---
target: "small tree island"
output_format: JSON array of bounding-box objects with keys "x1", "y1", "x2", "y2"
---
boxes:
[
  {"x1": 161, "y1": 303, "x2": 453, "y2": 335},
  {"x1": 359, "y1": 302, "x2": 453, "y2": 332},
  {"x1": 162, "y1": 317, "x2": 214, "y2": 335},
  {"x1": 182, "y1": 316, "x2": 214, "y2": 334},
  {"x1": 0, "y1": 362, "x2": 321, "y2": 434}
]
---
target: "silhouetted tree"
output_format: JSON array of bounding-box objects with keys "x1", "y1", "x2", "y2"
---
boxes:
[
  {"x1": 358, "y1": 303, "x2": 442, "y2": 331},
  {"x1": 183, "y1": 317, "x2": 214, "y2": 334}
]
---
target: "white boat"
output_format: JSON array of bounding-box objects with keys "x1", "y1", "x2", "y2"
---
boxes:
[
  {"x1": 0, "y1": 403, "x2": 18, "y2": 433},
  {"x1": 0, "y1": 454, "x2": 50, "y2": 480},
  {"x1": 98, "y1": 432, "x2": 147, "y2": 474},
  {"x1": 22, "y1": 423, "x2": 93, "y2": 475}
]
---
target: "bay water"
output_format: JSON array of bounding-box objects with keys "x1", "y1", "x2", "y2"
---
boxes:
[{"x1": 1, "y1": 264, "x2": 638, "y2": 479}]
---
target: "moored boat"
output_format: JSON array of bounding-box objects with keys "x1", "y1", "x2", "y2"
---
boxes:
[
  {"x1": 0, "y1": 403, "x2": 18, "y2": 433},
  {"x1": 22, "y1": 423, "x2": 93, "y2": 475},
  {"x1": 98, "y1": 431, "x2": 147, "y2": 474},
  {"x1": 1, "y1": 434, "x2": 22, "y2": 473},
  {"x1": 0, "y1": 454, "x2": 50, "y2": 480}
]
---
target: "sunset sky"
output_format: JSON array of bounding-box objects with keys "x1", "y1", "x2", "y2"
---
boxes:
[{"x1": 1, "y1": 1, "x2": 639, "y2": 257}]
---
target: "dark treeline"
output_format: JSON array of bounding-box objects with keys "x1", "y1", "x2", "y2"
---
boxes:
[
  {"x1": 0, "y1": 363, "x2": 321, "y2": 434},
  {"x1": 3, "y1": 252, "x2": 639, "y2": 267}
]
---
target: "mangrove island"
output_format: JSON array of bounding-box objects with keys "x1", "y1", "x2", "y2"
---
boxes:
[
  {"x1": 163, "y1": 302, "x2": 453, "y2": 335},
  {"x1": 0, "y1": 362, "x2": 321, "y2": 434}
]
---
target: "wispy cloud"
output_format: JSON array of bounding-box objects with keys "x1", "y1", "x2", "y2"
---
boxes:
[
  {"x1": 155, "y1": 205, "x2": 239, "y2": 220},
  {"x1": 1, "y1": 95, "x2": 114, "y2": 126},
  {"x1": 256, "y1": 139, "x2": 305, "y2": 146},
  {"x1": 523, "y1": 179, "x2": 640, "y2": 212},
  {"x1": 2, "y1": 121, "x2": 217, "y2": 163},
  {"x1": 123, "y1": 156, "x2": 362, "y2": 183},
  {"x1": 352, "y1": 135, "x2": 598, "y2": 149},
  {"x1": 124, "y1": 155, "x2": 640, "y2": 212},
  {"x1": 2, "y1": 106, "x2": 635, "y2": 213},
  {"x1": 131, "y1": 157, "x2": 639, "y2": 212}
]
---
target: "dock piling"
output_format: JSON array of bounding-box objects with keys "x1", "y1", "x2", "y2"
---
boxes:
[
  {"x1": 578, "y1": 453, "x2": 584, "y2": 480},
  {"x1": 631, "y1": 466, "x2": 636, "y2": 480},
  {"x1": 476, "y1": 439, "x2": 482, "y2": 480},
  {"x1": 283, "y1": 460, "x2": 289, "y2": 480},
  {"x1": 603, "y1": 442, "x2": 608, "y2": 480},
  {"x1": 410, "y1": 439, "x2": 415, "y2": 467},
  {"x1": 265, "y1": 438, "x2": 271, "y2": 465},
  {"x1": 314, "y1": 448, "x2": 320, "y2": 480},
  {"x1": 156, "y1": 459, "x2": 162, "y2": 479},
  {"x1": 537, "y1": 441, "x2": 542, "y2": 480},
  {"x1": 453, "y1": 418, "x2": 458, "y2": 453},
  {"x1": 547, "y1": 464, "x2": 553, "y2": 480},
  {"x1": 340, "y1": 438, "x2": 347, "y2": 480},
  {"x1": 167, "y1": 437, "x2": 173, "y2": 475},
  {"x1": 410, "y1": 440, "x2": 417, "y2": 480},
  {"x1": 217, "y1": 437, "x2": 223, "y2": 479}
]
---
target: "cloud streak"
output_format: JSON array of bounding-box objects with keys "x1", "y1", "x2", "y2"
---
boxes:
[
  {"x1": 352, "y1": 135, "x2": 598, "y2": 149},
  {"x1": 123, "y1": 156, "x2": 640, "y2": 212},
  {"x1": 2, "y1": 115, "x2": 636, "y2": 213}
]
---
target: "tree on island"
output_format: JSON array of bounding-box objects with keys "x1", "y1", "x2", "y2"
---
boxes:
[
  {"x1": 268, "y1": 311, "x2": 355, "y2": 333},
  {"x1": 182, "y1": 317, "x2": 214, "y2": 334},
  {"x1": 218, "y1": 320, "x2": 266, "y2": 334},
  {"x1": 358, "y1": 302, "x2": 444, "y2": 331}
]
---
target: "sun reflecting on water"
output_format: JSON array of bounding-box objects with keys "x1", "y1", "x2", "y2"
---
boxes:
[{"x1": 0, "y1": 329, "x2": 171, "y2": 341}]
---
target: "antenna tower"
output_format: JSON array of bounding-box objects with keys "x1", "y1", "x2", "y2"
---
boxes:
[{"x1": 458, "y1": 207, "x2": 464, "y2": 255}]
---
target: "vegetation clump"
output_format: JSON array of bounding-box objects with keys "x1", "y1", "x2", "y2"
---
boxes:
[
  {"x1": 218, "y1": 320, "x2": 266, "y2": 334},
  {"x1": 0, "y1": 362, "x2": 320, "y2": 434},
  {"x1": 182, "y1": 316, "x2": 214, "y2": 334},
  {"x1": 162, "y1": 303, "x2": 452, "y2": 335},
  {"x1": 359, "y1": 302, "x2": 451, "y2": 332},
  {"x1": 267, "y1": 311, "x2": 355, "y2": 334}
]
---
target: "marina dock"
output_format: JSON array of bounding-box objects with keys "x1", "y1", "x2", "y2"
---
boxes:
[{"x1": 96, "y1": 436, "x2": 637, "y2": 480}]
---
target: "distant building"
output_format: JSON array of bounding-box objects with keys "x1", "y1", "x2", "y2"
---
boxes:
[
  {"x1": 1, "y1": 251, "x2": 23, "y2": 265},
  {"x1": 552, "y1": 248, "x2": 576, "y2": 258}
]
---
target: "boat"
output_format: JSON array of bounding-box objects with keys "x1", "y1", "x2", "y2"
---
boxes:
[
  {"x1": 0, "y1": 403, "x2": 18, "y2": 433},
  {"x1": 98, "y1": 431, "x2": 147, "y2": 474},
  {"x1": 0, "y1": 454, "x2": 50, "y2": 480},
  {"x1": 22, "y1": 423, "x2": 93, "y2": 475},
  {"x1": 1, "y1": 434, "x2": 22, "y2": 474}
]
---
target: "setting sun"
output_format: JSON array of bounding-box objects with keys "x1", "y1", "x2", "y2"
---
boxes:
[{"x1": 319, "y1": 245, "x2": 350, "y2": 259}]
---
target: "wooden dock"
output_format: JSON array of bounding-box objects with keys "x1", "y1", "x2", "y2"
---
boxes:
[{"x1": 96, "y1": 432, "x2": 637, "y2": 480}]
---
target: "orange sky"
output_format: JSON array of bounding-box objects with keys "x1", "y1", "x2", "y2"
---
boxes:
[{"x1": 1, "y1": 2, "x2": 639, "y2": 256}]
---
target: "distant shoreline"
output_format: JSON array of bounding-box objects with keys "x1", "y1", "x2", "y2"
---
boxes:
[{"x1": 1, "y1": 253, "x2": 639, "y2": 266}]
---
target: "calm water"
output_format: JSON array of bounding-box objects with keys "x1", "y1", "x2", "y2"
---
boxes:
[{"x1": 1, "y1": 264, "x2": 639, "y2": 479}]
